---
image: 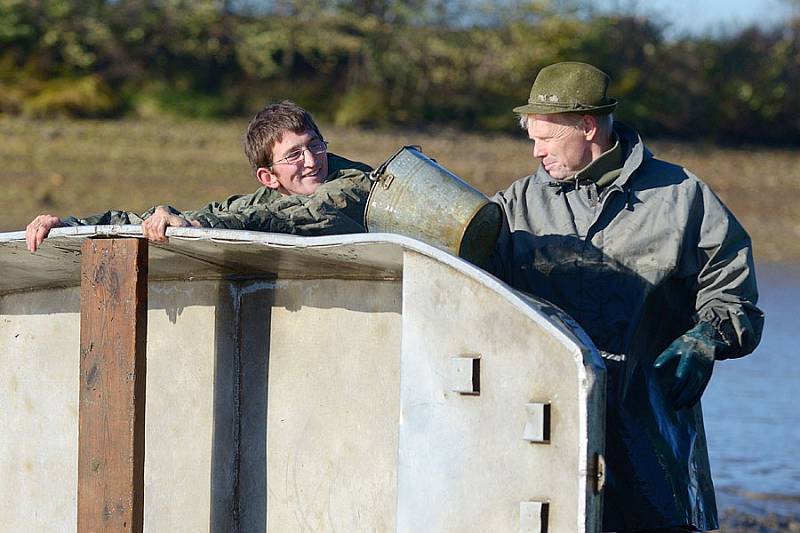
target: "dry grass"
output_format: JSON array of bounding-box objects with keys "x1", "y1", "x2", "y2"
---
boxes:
[{"x1": 1, "y1": 116, "x2": 797, "y2": 263}]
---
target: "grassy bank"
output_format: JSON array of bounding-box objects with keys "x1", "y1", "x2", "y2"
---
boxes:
[{"x1": 1, "y1": 116, "x2": 798, "y2": 263}]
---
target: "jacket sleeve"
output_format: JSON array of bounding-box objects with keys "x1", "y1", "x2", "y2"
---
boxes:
[
  {"x1": 56, "y1": 198, "x2": 245, "y2": 227},
  {"x1": 191, "y1": 170, "x2": 372, "y2": 235},
  {"x1": 678, "y1": 179, "x2": 764, "y2": 360},
  {"x1": 178, "y1": 187, "x2": 281, "y2": 228},
  {"x1": 56, "y1": 186, "x2": 291, "y2": 229},
  {"x1": 60, "y1": 210, "x2": 145, "y2": 226},
  {"x1": 485, "y1": 177, "x2": 531, "y2": 282}
]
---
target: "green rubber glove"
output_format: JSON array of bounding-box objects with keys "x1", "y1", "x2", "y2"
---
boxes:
[{"x1": 653, "y1": 322, "x2": 726, "y2": 410}]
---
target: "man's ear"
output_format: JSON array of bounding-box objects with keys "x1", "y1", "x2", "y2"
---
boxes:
[
  {"x1": 583, "y1": 115, "x2": 599, "y2": 141},
  {"x1": 256, "y1": 167, "x2": 280, "y2": 189}
]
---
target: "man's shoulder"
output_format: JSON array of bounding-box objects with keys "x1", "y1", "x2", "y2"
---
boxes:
[
  {"x1": 635, "y1": 156, "x2": 706, "y2": 191},
  {"x1": 327, "y1": 152, "x2": 373, "y2": 174},
  {"x1": 245, "y1": 185, "x2": 284, "y2": 206},
  {"x1": 490, "y1": 170, "x2": 553, "y2": 209},
  {"x1": 634, "y1": 157, "x2": 734, "y2": 216}
]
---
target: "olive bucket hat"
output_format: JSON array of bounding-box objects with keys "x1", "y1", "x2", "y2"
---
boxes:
[{"x1": 513, "y1": 61, "x2": 617, "y2": 116}]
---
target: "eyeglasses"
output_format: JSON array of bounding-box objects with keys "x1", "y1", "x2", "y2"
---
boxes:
[{"x1": 271, "y1": 140, "x2": 329, "y2": 167}]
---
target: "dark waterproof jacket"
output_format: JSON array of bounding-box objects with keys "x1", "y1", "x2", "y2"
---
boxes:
[{"x1": 489, "y1": 122, "x2": 764, "y2": 531}]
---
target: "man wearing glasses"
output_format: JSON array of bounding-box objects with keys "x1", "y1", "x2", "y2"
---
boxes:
[{"x1": 26, "y1": 100, "x2": 373, "y2": 251}]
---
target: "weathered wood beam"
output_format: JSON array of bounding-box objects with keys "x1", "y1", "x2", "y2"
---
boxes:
[{"x1": 77, "y1": 238, "x2": 148, "y2": 533}]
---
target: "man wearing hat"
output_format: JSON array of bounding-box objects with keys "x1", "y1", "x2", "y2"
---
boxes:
[{"x1": 489, "y1": 62, "x2": 764, "y2": 531}]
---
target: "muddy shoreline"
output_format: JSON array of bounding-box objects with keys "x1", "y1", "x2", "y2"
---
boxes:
[{"x1": 720, "y1": 508, "x2": 800, "y2": 533}]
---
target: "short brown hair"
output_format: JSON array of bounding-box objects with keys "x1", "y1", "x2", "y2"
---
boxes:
[{"x1": 243, "y1": 100, "x2": 324, "y2": 172}]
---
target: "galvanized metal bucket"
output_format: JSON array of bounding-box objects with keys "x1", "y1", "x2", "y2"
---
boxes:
[{"x1": 364, "y1": 146, "x2": 502, "y2": 267}]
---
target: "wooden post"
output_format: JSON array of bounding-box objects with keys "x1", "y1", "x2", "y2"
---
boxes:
[{"x1": 78, "y1": 238, "x2": 148, "y2": 533}]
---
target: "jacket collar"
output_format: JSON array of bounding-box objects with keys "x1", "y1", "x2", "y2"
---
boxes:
[
  {"x1": 611, "y1": 121, "x2": 651, "y2": 190},
  {"x1": 573, "y1": 135, "x2": 623, "y2": 188}
]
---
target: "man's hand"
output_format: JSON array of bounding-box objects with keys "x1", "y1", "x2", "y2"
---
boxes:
[
  {"x1": 654, "y1": 322, "x2": 722, "y2": 410},
  {"x1": 26, "y1": 214, "x2": 65, "y2": 252},
  {"x1": 141, "y1": 206, "x2": 200, "y2": 243}
]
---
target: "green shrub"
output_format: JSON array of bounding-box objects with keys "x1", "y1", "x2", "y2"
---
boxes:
[
  {"x1": 22, "y1": 75, "x2": 118, "y2": 117},
  {"x1": 130, "y1": 83, "x2": 240, "y2": 119},
  {"x1": 0, "y1": 81, "x2": 24, "y2": 114},
  {"x1": 334, "y1": 87, "x2": 389, "y2": 127}
]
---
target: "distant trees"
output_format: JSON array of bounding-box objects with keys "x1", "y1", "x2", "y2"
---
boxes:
[{"x1": 0, "y1": 0, "x2": 797, "y2": 143}]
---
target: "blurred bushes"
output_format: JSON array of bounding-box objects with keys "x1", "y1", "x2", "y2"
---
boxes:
[
  {"x1": 23, "y1": 75, "x2": 118, "y2": 117},
  {"x1": 0, "y1": 0, "x2": 798, "y2": 143}
]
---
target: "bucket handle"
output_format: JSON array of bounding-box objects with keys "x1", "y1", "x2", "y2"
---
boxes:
[{"x1": 369, "y1": 145, "x2": 423, "y2": 188}]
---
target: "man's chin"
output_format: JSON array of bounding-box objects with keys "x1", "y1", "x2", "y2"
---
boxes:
[
  {"x1": 299, "y1": 176, "x2": 324, "y2": 194},
  {"x1": 545, "y1": 167, "x2": 570, "y2": 180}
]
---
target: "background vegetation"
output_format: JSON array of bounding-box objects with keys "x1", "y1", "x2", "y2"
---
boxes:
[
  {"x1": 1, "y1": 0, "x2": 799, "y2": 143},
  {"x1": 2, "y1": 1, "x2": 799, "y2": 264}
]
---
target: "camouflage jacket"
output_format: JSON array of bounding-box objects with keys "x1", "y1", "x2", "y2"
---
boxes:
[{"x1": 62, "y1": 153, "x2": 374, "y2": 236}]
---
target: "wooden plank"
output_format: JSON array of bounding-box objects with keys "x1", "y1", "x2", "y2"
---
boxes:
[{"x1": 78, "y1": 238, "x2": 148, "y2": 533}]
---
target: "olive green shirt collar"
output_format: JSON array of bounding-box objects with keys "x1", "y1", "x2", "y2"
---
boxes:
[{"x1": 570, "y1": 135, "x2": 623, "y2": 189}]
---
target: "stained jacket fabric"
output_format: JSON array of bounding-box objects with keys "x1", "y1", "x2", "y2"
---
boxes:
[
  {"x1": 489, "y1": 122, "x2": 764, "y2": 532},
  {"x1": 62, "y1": 153, "x2": 373, "y2": 235}
]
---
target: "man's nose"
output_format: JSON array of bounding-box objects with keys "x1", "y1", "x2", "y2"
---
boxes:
[
  {"x1": 302, "y1": 147, "x2": 318, "y2": 166},
  {"x1": 532, "y1": 141, "x2": 546, "y2": 158}
]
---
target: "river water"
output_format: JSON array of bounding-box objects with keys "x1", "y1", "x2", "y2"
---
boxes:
[{"x1": 704, "y1": 263, "x2": 800, "y2": 519}]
